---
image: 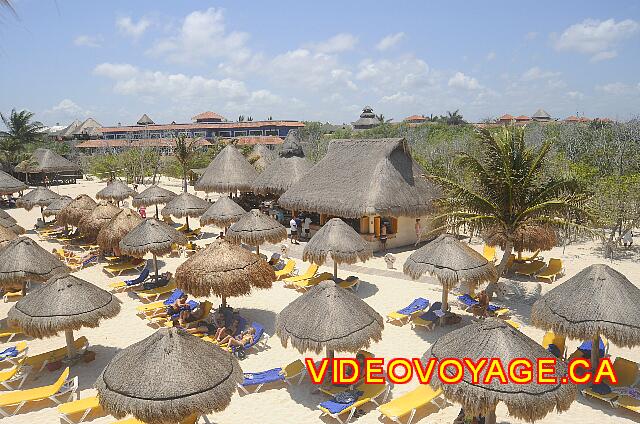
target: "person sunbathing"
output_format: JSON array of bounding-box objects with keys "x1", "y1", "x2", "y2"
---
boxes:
[
  {"x1": 218, "y1": 327, "x2": 256, "y2": 348},
  {"x1": 183, "y1": 311, "x2": 222, "y2": 335},
  {"x1": 471, "y1": 290, "x2": 490, "y2": 319},
  {"x1": 152, "y1": 294, "x2": 189, "y2": 319},
  {"x1": 214, "y1": 319, "x2": 240, "y2": 342}
]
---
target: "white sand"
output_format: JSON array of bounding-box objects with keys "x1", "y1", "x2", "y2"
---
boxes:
[{"x1": 1, "y1": 178, "x2": 639, "y2": 424}]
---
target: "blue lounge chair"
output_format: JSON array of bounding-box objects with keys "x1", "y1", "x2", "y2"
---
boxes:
[
  {"x1": 578, "y1": 338, "x2": 606, "y2": 358},
  {"x1": 163, "y1": 289, "x2": 184, "y2": 305},
  {"x1": 109, "y1": 268, "x2": 150, "y2": 291},
  {"x1": 169, "y1": 300, "x2": 199, "y2": 320},
  {"x1": 457, "y1": 294, "x2": 510, "y2": 316},
  {"x1": 231, "y1": 322, "x2": 269, "y2": 354},
  {"x1": 238, "y1": 360, "x2": 306, "y2": 394},
  {"x1": 411, "y1": 301, "x2": 442, "y2": 329},
  {"x1": 387, "y1": 298, "x2": 429, "y2": 323}
]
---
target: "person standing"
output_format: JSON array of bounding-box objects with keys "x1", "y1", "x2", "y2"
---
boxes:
[
  {"x1": 289, "y1": 216, "x2": 299, "y2": 244},
  {"x1": 138, "y1": 205, "x2": 146, "y2": 219},
  {"x1": 380, "y1": 223, "x2": 388, "y2": 253},
  {"x1": 302, "y1": 215, "x2": 312, "y2": 240},
  {"x1": 414, "y1": 218, "x2": 422, "y2": 246},
  {"x1": 623, "y1": 229, "x2": 633, "y2": 247}
]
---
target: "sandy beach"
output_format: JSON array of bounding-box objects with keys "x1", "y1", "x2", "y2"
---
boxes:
[{"x1": 1, "y1": 178, "x2": 639, "y2": 424}]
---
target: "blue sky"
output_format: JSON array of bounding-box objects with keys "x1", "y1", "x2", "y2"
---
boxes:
[{"x1": 1, "y1": 0, "x2": 639, "y2": 126}]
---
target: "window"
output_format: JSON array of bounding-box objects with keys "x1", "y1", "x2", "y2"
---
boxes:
[
  {"x1": 193, "y1": 131, "x2": 206, "y2": 138},
  {"x1": 218, "y1": 131, "x2": 232, "y2": 137},
  {"x1": 150, "y1": 133, "x2": 161, "y2": 139},
  {"x1": 264, "y1": 129, "x2": 278, "y2": 136},
  {"x1": 248, "y1": 130, "x2": 263, "y2": 136},
  {"x1": 234, "y1": 130, "x2": 247, "y2": 136},
  {"x1": 116, "y1": 134, "x2": 126, "y2": 139}
]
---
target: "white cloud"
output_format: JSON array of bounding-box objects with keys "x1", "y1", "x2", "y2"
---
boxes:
[
  {"x1": 566, "y1": 91, "x2": 584, "y2": 100},
  {"x1": 310, "y1": 33, "x2": 358, "y2": 54},
  {"x1": 44, "y1": 99, "x2": 91, "y2": 121},
  {"x1": 116, "y1": 16, "x2": 151, "y2": 38},
  {"x1": 596, "y1": 82, "x2": 631, "y2": 95},
  {"x1": 554, "y1": 18, "x2": 639, "y2": 61},
  {"x1": 147, "y1": 8, "x2": 250, "y2": 64},
  {"x1": 93, "y1": 63, "x2": 139, "y2": 79},
  {"x1": 521, "y1": 66, "x2": 561, "y2": 81},
  {"x1": 448, "y1": 72, "x2": 481, "y2": 90},
  {"x1": 357, "y1": 57, "x2": 431, "y2": 91},
  {"x1": 486, "y1": 51, "x2": 496, "y2": 61},
  {"x1": 73, "y1": 35, "x2": 101, "y2": 48},
  {"x1": 376, "y1": 32, "x2": 404, "y2": 51},
  {"x1": 525, "y1": 31, "x2": 538, "y2": 40}
]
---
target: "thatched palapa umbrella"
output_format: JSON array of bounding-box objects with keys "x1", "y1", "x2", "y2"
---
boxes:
[
  {"x1": 77, "y1": 201, "x2": 121, "y2": 240},
  {"x1": 277, "y1": 280, "x2": 383, "y2": 360},
  {"x1": 303, "y1": 218, "x2": 372, "y2": 279},
  {"x1": 0, "y1": 170, "x2": 27, "y2": 195},
  {"x1": 252, "y1": 131, "x2": 312, "y2": 195},
  {"x1": 132, "y1": 185, "x2": 176, "y2": 218},
  {"x1": 194, "y1": 144, "x2": 258, "y2": 194},
  {"x1": 0, "y1": 209, "x2": 16, "y2": 223},
  {"x1": 43, "y1": 195, "x2": 72, "y2": 217},
  {"x1": 532, "y1": 264, "x2": 640, "y2": 372},
  {"x1": 176, "y1": 239, "x2": 274, "y2": 308},
  {"x1": 0, "y1": 218, "x2": 25, "y2": 235},
  {"x1": 485, "y1": 224, "x2": 557, "y2": 259},
  {"x1": 57, "y1": 194, "x2": 97, "y2": 227},
  {"x1": 16, "y1": 186, "x2": 61, "y2": 223},
  {"x1": 0, "y1": 236, "x2": 68, "y2": 291},
  {"x1": 226, "y1": 209, "x2": 287, "y2": 255},
  {"x1": 120, "y1": 219, "x2": 187, "y2": 280},
  {"x1": 404, "y1": 234, "x2": 497, "y2": 312},
  {"x1": 8, "y1": 274, "x2": 120, "y2": 359},
  {"x1": 161, "y1": 192, "x2": 210, "y2": 231},
  {"x1": 200, "y1": 196, "x2": 246, "y2": 230},
  {"x1": 96, "y1": 209, "x2": 142, "y2": 253},
  {"x1": 425, "y1": 318, "x2": 577, "y2": 423},
  {"x1": 0, "y1": 225, "x2": 17, "y2": 248},
  {"x1": 96, "y1": 328, "x2": 242, "y2": 424},
  {"x1": 96, "y1": 180, "x2": 137, "y2": 205}
]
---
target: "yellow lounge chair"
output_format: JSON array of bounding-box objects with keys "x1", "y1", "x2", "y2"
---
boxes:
[
  {"x1": 482, "y1": 245, "x2": 496, "y2": 262},
  {"x1": 2, "y1": 289, "x2": 23, "y2": 303},
  {"x1": 505, "y1": 320, "x2": 521, "y2": 330},
  {"x1": 57, "y1": 395, "x2": 102, "y2": 424},
  {"x1": 536, "y1": 258, "x2": 564, "y2": 283},
  {"x1": 136, "y1": 300, "x2": 169, "y2": 316},
  {"x1": 0, "y1": 356, "x2": 29, "y2": 390},
  {"x1": 0, "y1": 367, "x2": 77, "y2": 417},
  {"x1": 513, "y1": 260, "x2": 545, "y2": 277},
  {"x1": 24, "y1": 336, "x2": 89, "y2": 373},
  {"x1": 319, "y1": 351, "x2": 374, "y2": 396},
  {"x1": 319, "y1": 382, "x2": 390, "y2": 424},
  {"x1": 0, "y1": 327, "x2": 22, "y2": 343},
  {"x1": 275, "y1": 260, "x2": 296, "y2": 280},
  {"x1": 135, "y1": 280, "x2": 177, "y2": 302},
  {"x1": 337, "y1": 276, "x2": 360, "y2": 291},
  {"x1": 541, "y1": 331, "x2": 566, "y2": 359},
  {"x1": 387, "y1": 299, "x2": 429, "y2": 325},
  {"x1": 103, "y1": 258, "x2": 145, "y2": 277},
  {"x1": 176, "y1": 223, "x2": 188, "y2": 232},
  {"x1": 582, "y1": 357, "x2": 638, "y2": 405},
  {"x1": 185, "y1": 228, "x2": 202, "y2": 239},
  {"x1": 282, "y1": 263, "x2": 319, "y2": 285},
  {"x1": 0, "y1": 342, "x2": 28, "y2": 369},
  {"x1": 150, "y1": 300, "x2": 212, "y2": 329},
  {"x1": 515, "y1": 249, "x2": 541, "y2": 263},
  {"x1": 290, "y1": 272, "x2": 333, "y2": 291},
  {"x1": 377, "y1": 385, "x2": 446, "y2": 424}
]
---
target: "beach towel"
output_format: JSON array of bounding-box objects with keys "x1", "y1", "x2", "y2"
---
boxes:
[
  {"x1": 0, "y1": 346, "x2": 18, "y2": 359},
  {"x1": 320, "y1": 390, "x2": 363, "y2": 414},
  {"x1": 242, "y1": 368, "x2": 284, "y2": 386},
  {"x1": 397, "y1": 297, "x2": 429, "y2": 315}
]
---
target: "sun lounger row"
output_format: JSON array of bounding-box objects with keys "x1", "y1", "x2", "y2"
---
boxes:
[{"x1": 582, "y1": 356, "x2": 640, "y2": 414}]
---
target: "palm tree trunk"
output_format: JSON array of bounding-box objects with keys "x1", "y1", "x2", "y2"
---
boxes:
[{"x1": 495, "y1": 241, "x2": 513, "y2": 277}]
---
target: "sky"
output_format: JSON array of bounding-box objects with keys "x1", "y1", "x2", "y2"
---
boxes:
[{"x1": 1, "y1": 0, "x2": 639, "y2": 127}]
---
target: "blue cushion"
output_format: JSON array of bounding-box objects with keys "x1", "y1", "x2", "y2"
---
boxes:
[
  {"x1": 242, "y1": 367, "x2": 284, "y2": 386},
  {"x1": 0, "y1": 347, "x2": 18, "y2": 359},
  {"x1": 163, "y1": 289, "x2": 184, "y2": 305},
  {"x1": 320, "y1": 399, "x2": 356, "y2": 414},
  {"x1": 127, "y1": 268, "x2": 150, "y2": 286},
  {"x1": 578, "y1": 338, "x2": 606, "y2": 357},
  {"x1": 458, "y1": 294, "x2": 477, "y2": 306},
  {"x1": 397, "y1": 297, "x2": 429, "y2": 315}
]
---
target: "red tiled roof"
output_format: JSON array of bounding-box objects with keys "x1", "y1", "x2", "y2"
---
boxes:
[
  {"x1": 404, "y1": 115, "x2": 427, "y2": 122},
  {"x1": 578, "y1": 117, "x2": 591, "y2": 122},
  {"x1": 76, "y1": 138, "x2": 213, "y2": 149},
  {"x1": 233, "y1": 136, "x2": 283, "y2": 145},
  {"x1": 564, "y1": 116, "x2": 580, "y2": 122},
  {"x1": 97, "y1": 120, "x2": 304, "y2": 133},
  {"x1": 515, "y1": 115, "x2": 530, "y2": 121},
  {"x1": 192, "y1": 111, "x2": 225, "y2": 121},
  {"x1": 498, "y1": 114, "x2": 514, "y2": 121}
]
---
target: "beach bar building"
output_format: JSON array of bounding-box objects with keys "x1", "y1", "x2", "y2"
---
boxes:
[{"x1": 278, "y1": 138, "x2": 441, "y2": 251}]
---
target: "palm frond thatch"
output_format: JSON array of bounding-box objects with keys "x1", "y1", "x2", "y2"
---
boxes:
[
  {"x1": 0, "y1": 218, "x2": 24, "y2": 235},
  {"x1": 226, "y1": 209, "x2": 288, "y2": 246},
  {"x1": 42, "y1": 195, "x2": 72, "y2": 217},
  {"x1": 160, "y1": 192, "x2": 210, "y2": 219},
  {"x1": 194, "y1": 144, "x2": 258, "y2": 193},
  {"x1": 119, "y1": 218, "x2": 187, "y2": 257},
  {"x1": 0, "y1": 224, "x2": 17, "y2": 247},
  {"x1": 57, "y1": 194, "x2": 97, "y2": 226},
  {"x1": 302, "y1": 218, "x2": 372, "y2": 265},
  {"x1": 14, "y1": 148, "x2": 80, "y2": 174},
  {"x1": 16, "y1": 187, "x2": 61, "y2": 210},
  {"x1": 0, "y1": 170, "x2": 27, "y2": 195},
  {"x1": 132, "y1": 185, "x2": 176, "y2": 207},
  {"x1": 200, "y1": 196, "x2": 246, "y2": 227},
  {"x1": 484, "y1": 224, "x2": 557, "y2": 253},
  {"x1": 0, "y1": 237, "x2": 69, "y2": 285},
  {"x1": 96, "y1": 209, "x2": 142, "y2": 251},
  {"x1": 96, "y1": 180, "x2": 137, "y2": 202},
  {"x1": 77, "y1": 201, "x2": 121, "y2": 239}
]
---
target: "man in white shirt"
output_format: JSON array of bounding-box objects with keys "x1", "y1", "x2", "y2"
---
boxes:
[
  {"x1": 302, "y1": 216, "x2": 312, "y2": 240},
  {"x1": 289, "y1": 217, "x2": 299, "y2": 244}
]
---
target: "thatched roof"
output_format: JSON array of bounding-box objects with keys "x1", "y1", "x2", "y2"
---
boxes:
[
  {"x1": 0, "y1": 225, "x2": 17, "y2": 247},
  {"x1": 248, "y1": 144, "x2": 275, "y2": 172},
  {"x1": 484, "y1": 225, "x2": 557, "y2": 252},
  {"x1": 43, "y1": 195, "x2": 72, "y2": 217},
  {"x1": 531, "y1": 264, "x2": 640, "y2": 347},
  {"x1": 16, "y1": 187, "x2": 61, "y2": 210},
  {"x1": 96, "y1": 209, "x2": 142, "y2": 251},
  {"x1": 0, "y1": 170, "x2": 27, "y2": 195},
  {"x1": 277, "y1": 280, "x2": 383, "y2": 354},
  {"x1": 136, "y1": 113, "x2": 154, "y2": 125},
  {"x1": 57, "y1": 194, "x2": 97, "y2": 226},
  {"x1": 120, "y1": 218, "x2": 187, "y2": 257},
  {"x1": 160, "y1": 192, "x2": 210, "y2": 218},
  {"x1": 0, "y1": 209, "x2": 16, "y2": 223},
  {"x1": 132, "y1": 185, "x2": 176, "y2": 207},
  {"x1": 8, "y1": 274, "x2": 120, "y2": 338},
  {"x1": 252, "y1": 156, "x2": 312, "y2": 195},
  {"x1": 303, "y1": 218, "x2": 372, "y2": 266},
  {"x1": 200, "y1": 196, "x2": 246, "y2": 227},
  {"x1": 278, "y1": 138, "x2": 440, "y2": 218},
  {"x1": 226, "y1": 209, "x2": 288, "y2": 246},
  {"x1": 279, "y1": 130, "x2": 304, "y2": 158},
  {"x1": 194, "y1": 145, "x2": 258, "y2": 193},
  {"x1": 175, "y1": 239, "x2": 275, "y2": 298},
  {"x1": 0, "y1": 237, "x2": 68, "y2": 285},
  {"x1": 77, "y1": 201, "x2": 121, "y2": 239},
  {"x1": 14, "y1": 148, "x2": 80, "y2": 174},
  {"x1": 96, "y1": 180, "x2": 137, "y2": 202},
  {"x1": 0, "y1": 219, "x2": 25, "y2": 235},
  {"x1": 425, "y1": 318, "x2": 577, "y2": 422},
  {"x1": 96, "y1": 328, "x2": 242, "y2": 424},
  {"x1": 404, "y1": 234, "x2": 497, "y2": 289}
]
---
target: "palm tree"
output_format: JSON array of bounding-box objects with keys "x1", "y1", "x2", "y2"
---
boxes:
[
  {"x1": 443, "y1": 110, "x2": 465, "y2": 125},
  {"x1": 427, "y1": 126, "x2": 589, "y2": 278},
  {"x1": 174, "y1": 135, "x2": 199, "y2": 193},
  {"x1": 376, "y1": 114, "x2": 393, "y2": 124},
  {"x1": 0, "y1": 109, "x2": 44, "y2": 169}
]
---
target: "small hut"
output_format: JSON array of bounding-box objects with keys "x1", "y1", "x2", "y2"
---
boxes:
[
  {"x1": 279, "y1": 138, "x2": 440, "y2": 250},
  {"x1": 14, "y1": 148, "x2": 81, "y2": 185},
  {"x1": 195, "y1": 145, "x2": 258, "y2": 194},
  {"x1": 57, "y1": 194, "x2": 97, "y2": 227},
  {"x1": 252, "y1": 130, "x2": 312, "y2": 195}
]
